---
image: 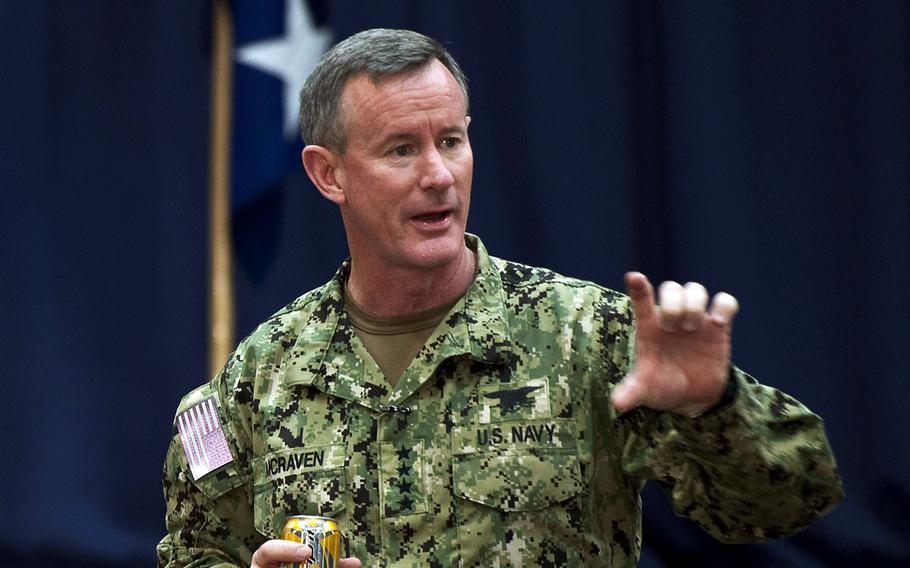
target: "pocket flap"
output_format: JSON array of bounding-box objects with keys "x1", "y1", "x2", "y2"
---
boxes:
[
  {"x1": 453, "y1": 448, "x2": 585, "y2": 512},
  {"x1": 193, "y1": 462, "x2": 245, "y2": 501}
]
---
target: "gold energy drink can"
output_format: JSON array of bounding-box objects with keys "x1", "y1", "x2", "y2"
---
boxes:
[{"x1": 281, "y1": 515, "x2": 343, "y2": 568}]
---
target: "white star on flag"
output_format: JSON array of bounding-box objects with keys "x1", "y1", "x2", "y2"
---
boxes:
[{"x1": 235, "y1": 0, "x2": 332, "y2": 139}]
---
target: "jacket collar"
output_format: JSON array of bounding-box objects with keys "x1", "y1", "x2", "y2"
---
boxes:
[{"x1": 283, "y1": 234, "x2": 513, "y2": 407}]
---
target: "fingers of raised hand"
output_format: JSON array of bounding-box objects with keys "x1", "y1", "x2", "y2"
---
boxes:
[
  {"x1": 610, "y1": 370, "x2": 645, "y2": 413},
  {"x1": 709, "y1": 291, "x2": 740, "y2": 325},
  {"x1": 682, "y1": 282, "x2": 709, "y2": 331},
  {"x1": 625, "y1": 271, "x2": 657, "y2": 322},
  {"x1": 657, "y1": 281, "x2": 686, "y2": 331},
  {"x1": 658, "y1": 281, "x2": 735, "y2": 332}
]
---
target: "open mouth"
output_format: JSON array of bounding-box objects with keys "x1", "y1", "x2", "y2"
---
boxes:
[{"x1": 413, "y1": 211, "x2": 450, "y2": 223}]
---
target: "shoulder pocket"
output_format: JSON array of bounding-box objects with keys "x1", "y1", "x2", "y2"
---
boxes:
[
  {"x1": 453, "y1": 447, "x2": 585, "y2": 512},
  {"x1": 252, "y1": 444, "x2": 347, "y2": 537},
  {"x1": 193, "y1": 461, "x2": 245, "y2": 500},
  {"x1": 173, "y1": 384, "x2": 245, "y2": 500}
]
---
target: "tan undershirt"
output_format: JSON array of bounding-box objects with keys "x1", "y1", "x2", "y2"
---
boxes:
[{"x1": 344, "y1": 290, "x2": 459, "y2": 387}]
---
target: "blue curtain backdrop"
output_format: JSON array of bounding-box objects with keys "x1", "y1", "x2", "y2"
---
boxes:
[{"x1": 2, "y1": 1, "x2": 908, "y2": 566}]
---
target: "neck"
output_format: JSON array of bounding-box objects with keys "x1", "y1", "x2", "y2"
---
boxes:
[{"x1": 346, "y1": 245, "x2": 476, "y2": 317}]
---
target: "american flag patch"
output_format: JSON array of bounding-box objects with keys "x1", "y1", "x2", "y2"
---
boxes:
[{"x1": 176, "y1": 396, "x2": 233, "y2": 480}]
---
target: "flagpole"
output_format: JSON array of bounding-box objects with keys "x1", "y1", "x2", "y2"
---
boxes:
[{"x1": 208, "y1": 0, "x2": 235, "y2": 377}]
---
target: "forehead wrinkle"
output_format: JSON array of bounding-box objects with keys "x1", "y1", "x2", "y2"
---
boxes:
[
  {"x1": 378, "y1": 99, "x2": 462, "y2": 136},
  {"x1": 352, "y1": 83, "x2": 464, "y2": 127},
  {"x1": 340, "y1": 63, "x2": 467, "y2": 150}
]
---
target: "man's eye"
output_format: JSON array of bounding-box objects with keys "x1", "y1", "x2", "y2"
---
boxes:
[
  {"x1": 441, "y1": 137, "x2": 460, "y2": 149},
  {"x1": 393, "y1": 146, "x2": 411, "y2": 157}
]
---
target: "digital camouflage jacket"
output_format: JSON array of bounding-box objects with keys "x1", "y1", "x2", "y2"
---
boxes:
[{"x1": 157, "y1": 235, "x2": 843, "y2": 568}]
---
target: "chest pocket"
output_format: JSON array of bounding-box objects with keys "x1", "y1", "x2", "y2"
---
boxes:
[
  {"x1": 252, "y1": 444, "x2": 347, "y2": 537},
  {"x1": 452, "y1": 420, "x2": 587, "y2": 511},
  {"x1": 453, "y1": 447, "x2": 585, "y2": 511}
]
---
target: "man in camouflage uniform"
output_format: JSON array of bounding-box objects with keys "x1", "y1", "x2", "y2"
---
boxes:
[{"x1": 157, "y1": 29, "x2": 842, "y2": 568}]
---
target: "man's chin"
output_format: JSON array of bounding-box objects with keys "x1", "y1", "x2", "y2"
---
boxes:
[{"x1": 408, "y1": 233, "x2": 466, "y2": 269}]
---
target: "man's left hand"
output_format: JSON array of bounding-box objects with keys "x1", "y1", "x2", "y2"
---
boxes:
[{"x1": 610, "y1": 272, "x2": 740, "y2": 417}]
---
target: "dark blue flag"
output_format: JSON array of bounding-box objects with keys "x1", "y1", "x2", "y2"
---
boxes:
[{"x1": 231, "y1": 0, "x2": 332, "y2": 212}]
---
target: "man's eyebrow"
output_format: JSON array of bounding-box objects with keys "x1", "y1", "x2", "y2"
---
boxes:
[
  {"x1": 375, "y1": 132, "x2": 414, "y2": 149},
  {"x1": 441, "y1": 123, "x2": 468, "y2": 135},
  {"x1": 374, "y1": 122, "x2": 468, "y2": 150}
]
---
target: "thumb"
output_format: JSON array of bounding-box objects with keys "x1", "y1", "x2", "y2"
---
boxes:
[{"x1": 611, "y1": 371, "x2": 646, "y2": 412}]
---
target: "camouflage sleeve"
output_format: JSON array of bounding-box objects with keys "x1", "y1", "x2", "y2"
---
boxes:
[
  {"x1": 156, "y1": 356, "x2": 263, "y2": 567},
  {"x1": 619, "y1": 367, "x2": 844, "y2": 543}
]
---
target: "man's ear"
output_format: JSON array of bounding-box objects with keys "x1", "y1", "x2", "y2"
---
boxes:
[{"x1": 302, "y1": 145, "x2": 346, "y2": 205}]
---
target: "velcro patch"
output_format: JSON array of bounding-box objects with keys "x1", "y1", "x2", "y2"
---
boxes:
[
  {"x1": 479, "y1": 379, "x2": 551, "y2": 424},
  {"x1": 177, "y1": 396, "x2": 233, "y2": 480}
]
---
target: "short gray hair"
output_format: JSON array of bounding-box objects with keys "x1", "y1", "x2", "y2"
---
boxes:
[{"x1": 299, "y1": 28, "x2": 469, "y2": 152}]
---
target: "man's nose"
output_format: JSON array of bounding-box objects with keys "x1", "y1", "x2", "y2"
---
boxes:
[{"x1": 419, "y1": 148, "x2": 455, "y2": 190}]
